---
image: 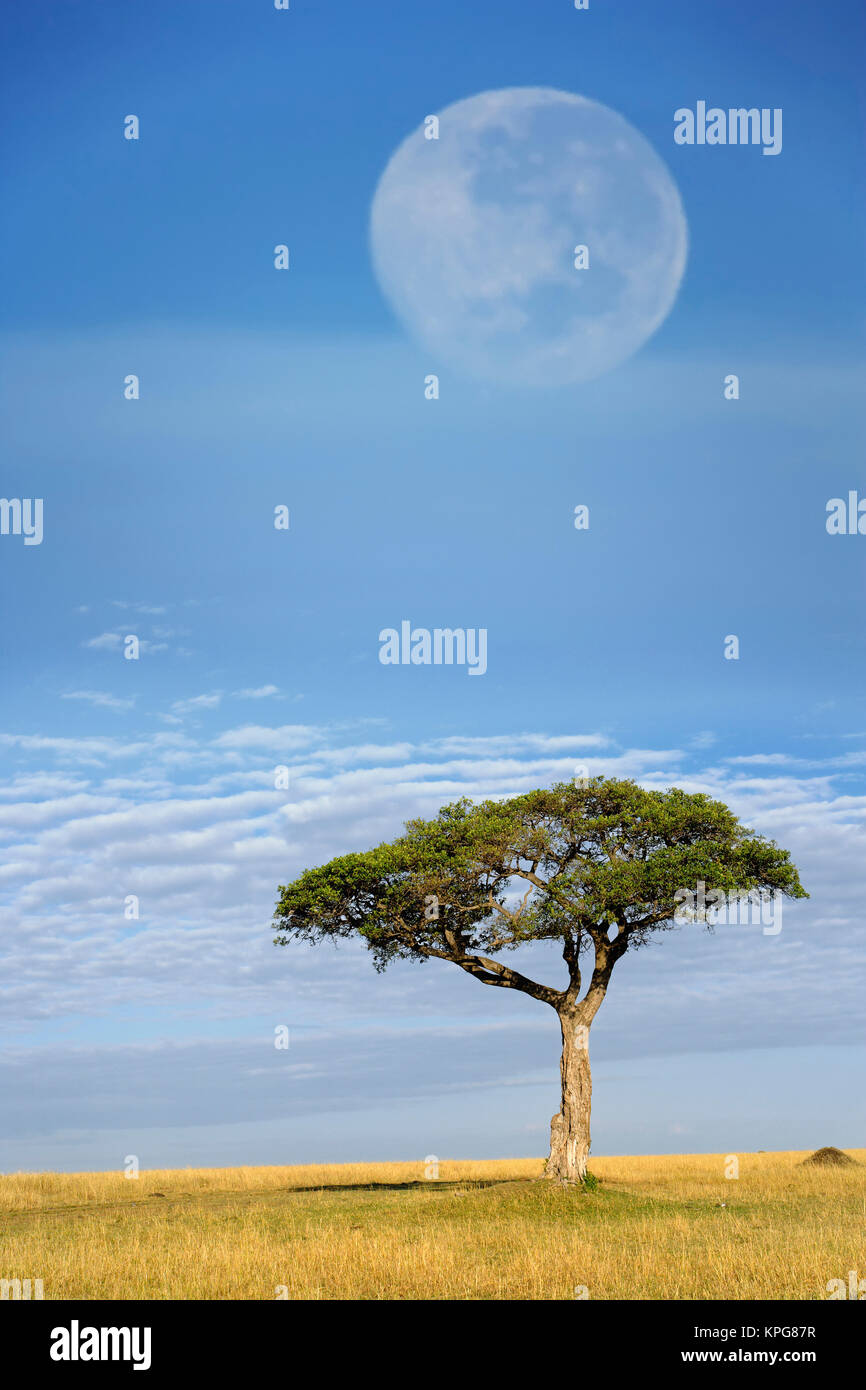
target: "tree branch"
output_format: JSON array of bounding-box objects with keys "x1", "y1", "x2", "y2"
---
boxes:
[
  {"x1": 562, "y1": 933, "x2": 582, "y2": 1003},
  {"x1": 411, "y1": 928, "x2": 563, "y2": 1008}
]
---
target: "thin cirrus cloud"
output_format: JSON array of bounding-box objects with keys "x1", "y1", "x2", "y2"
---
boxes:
[
  {"x1": 82, "y1": 632, "x2": 169, "y2": 654},
  {"x1": 110, "y1": 602, "x2": 168, "y2": 615},
  {"x1": 61, "y1": 691, "x2": 136, "y2": 712},
  {"x1": 171, "y1": 693, "x2": 223, "y2": 716},
  {"x1": 234, "y1": 685, "x2": 281, "y2": 699}
]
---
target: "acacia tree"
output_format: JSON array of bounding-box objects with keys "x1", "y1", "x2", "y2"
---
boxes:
[{"x1": 273, "y1": 778, "x2": 807, "y2": 1183}]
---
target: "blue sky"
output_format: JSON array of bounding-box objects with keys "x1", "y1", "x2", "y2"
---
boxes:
[{"x1": 1, "y1": 0, "x2": 864, "y2": 1173}]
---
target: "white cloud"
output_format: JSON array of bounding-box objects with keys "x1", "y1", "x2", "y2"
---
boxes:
[
  {"x1": 234, "y1": 685, "x2": 280, "y2": 699},
  {"x1": 62, "y1": 691, "x2": 136, "y2": 712},
  {"x1": 212, "y1": 724, "x2": 321, "y2": 751},
  {"x1": 689, "y1": 731, "x2": 716, "y2": 750},
  {"x1": 0, "y1": 723, "x2": 861, "y2": 1038},
  {"x1": 110, "y1": 601, "x2": 168, "y2": 615},
  {"x1": 171, "y1": 693, "x2": 223, "y2": 716},
  {"x1": 726, "y1": 752, "x2": 799, "y2": 766},
  {"x1": 83, "y1": 632, "x2": 123, "y2": 651},
  {"x1": 431, "y1": 733, "x2": 609, "y2": 756}
]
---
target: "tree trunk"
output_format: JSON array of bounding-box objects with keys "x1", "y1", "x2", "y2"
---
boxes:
[{"x1": 545, "y1": 1011, "x2": 592, "y2": 1183}]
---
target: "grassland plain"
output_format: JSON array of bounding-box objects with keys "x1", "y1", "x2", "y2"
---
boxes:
[{"x1": 1, "y1": 1151, "x2": 864, "y2": 1301}]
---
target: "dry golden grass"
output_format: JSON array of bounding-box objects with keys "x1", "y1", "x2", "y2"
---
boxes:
[{"x1": 1, "y1": 1151, "x2": 863, "y2": 1300}]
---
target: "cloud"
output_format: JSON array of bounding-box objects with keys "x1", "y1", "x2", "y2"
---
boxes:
[
  {"x1": 726, "y1": 753, "x2": 798, "y2": 766},
  {"x1": 0, "y1": 723, "x2": 861, "y2": 1017},
  {"x1": 83, "y1": 632, "x2": 124, "y2": 651},
  {"x1": 61, "y1": 691, "x2": 136, "y2": 712},
  {"x1": 431, "y1": 733, "x2": 609, "y2": 756},
  {"x1": 0, "y1": 733, "x2": 170, "y2": 764},
  {"x1": 689, "y1": 731, "x2": 716, "y2": 750},
  {"x1": 0, "y1": 1023, "x2": 551, "y2": 1143},
  {"x1": 171, "y1": 694, "x2": 223, "y2": 716},
  {"x1": 111, "y1": 602, "x2": 168, "y2": 615},
  {"x1": 212, "y1": 724, "x2": 322, "y2": 752},
  {"x1": 82, "y1": 632, "x2": 168, "y2": 655},
  {"x1": 234, "y1": 686, "x2": 280, "y2": 699}
]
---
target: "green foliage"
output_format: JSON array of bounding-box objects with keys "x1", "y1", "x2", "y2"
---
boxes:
[{"x1": 273, "y1": 778, "x2": 807, "y2": 986}]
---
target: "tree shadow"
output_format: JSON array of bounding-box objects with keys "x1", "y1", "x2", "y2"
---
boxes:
[{"x1": 280, "y1": 1177, "x2": 535, "y2": 1195}]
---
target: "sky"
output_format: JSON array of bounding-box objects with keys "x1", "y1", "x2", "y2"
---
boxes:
[{"x1": 0, "y1": 0, "x2": 864, "y2": 1173}]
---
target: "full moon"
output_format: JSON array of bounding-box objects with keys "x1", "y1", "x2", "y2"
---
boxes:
[{"x1": 370, "y1": 87, "x2": 688, "y2": 387}]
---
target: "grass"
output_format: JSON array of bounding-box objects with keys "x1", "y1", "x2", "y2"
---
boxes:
[{"x1": 1, "y1": 1151, "x2": 864, "y2": 1300}]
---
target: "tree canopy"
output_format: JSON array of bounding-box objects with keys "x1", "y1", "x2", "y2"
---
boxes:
[{"x1": 273, "y1": 778, "x2": 808, "y2": 1013}]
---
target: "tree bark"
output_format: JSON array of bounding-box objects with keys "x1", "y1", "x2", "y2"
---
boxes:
[{"x1": 545, "y1": 1010, "x2": 592, "y2": 1183}]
